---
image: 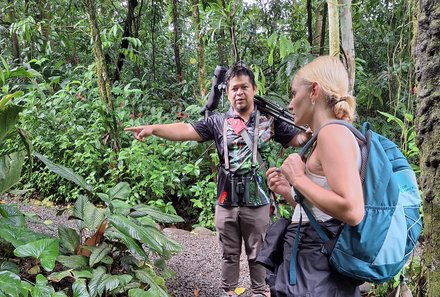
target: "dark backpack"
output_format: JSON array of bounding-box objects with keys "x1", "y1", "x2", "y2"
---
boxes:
[{"x1": 290, "y1": 120, "x2": 422, "y2": 285}]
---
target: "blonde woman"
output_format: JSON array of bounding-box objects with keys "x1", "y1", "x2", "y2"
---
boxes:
[{"x1": 260, "y1": 56, "x2": 363, "y2": 296}]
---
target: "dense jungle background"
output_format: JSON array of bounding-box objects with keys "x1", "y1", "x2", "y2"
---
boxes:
[{"x1": 0, "y1": 0, "x2": 439, "y2": 296}]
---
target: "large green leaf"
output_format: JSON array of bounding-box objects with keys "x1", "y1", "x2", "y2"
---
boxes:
[
  {"x1": 0, "y1": 225, "x2": 49, "y2": 247},
  {"x1": 34, "y1": 153, "x2": 93, "y2": 193},
  {"x1": 29, "y1": 274, "x2": 55, "y2": 297},
  {"x1": 105, "y1": 230, "x2": 148, "y2": 259},
  {"x1": 89, "y1": 243, "x2": 111, "y2": 267},
  {"x1": 109, "y1": 215, "x2": 163, "y2": 253},
  {"x1": 9, "y1": 67, "x2": 41, "y2": 79},
  {"x1": 17, "y1": 128, "x2": 33, "y2": 172},
  {"x1": 0, "y1": 103, "x2": 23, "y2": 142},
  {"x1": 58, "y1": 225, "x2": 80, "y2": 255},
  {"x1": 109, "y1": 182, "x2": 131, "y2": 200},
  {"x1": 98, "y1": 275, "x2": 121, "y2": 294},
  {"x1": 128, "y1": 288, "x2": 153, "y2": 297},
  {"x1": 72, "y1": 279, "x2": 91, "y2": 297},
  {"x1": 0, "y1": 271, "x2": 22, "y2": 297},
  {"x1": 134, "y1": 268, "x2": 169, "y2": 297},
  {"x1": 47, "y1": 270, "x2": 74, "y2": 282},
  {"x1": 131, "y1": 205, "x2": 184, "y2": 224},
  {"x1": 0, "y1": 204, "x2": 26, "y2": 227},
  {"x1": 0, "y1": 151, "x2": 26, "y2": 195},
  {"x1": 88, "y1": 266, "x2": 107, "y2": 297},
  {"x1": 72, "y1": 195, "x2": 105, "y2": 231},
  {"x1": 52, "y1": 292, "x2": 69, "y2": 297},
  {"x1": 56, "y1": 255, "x2": 88, "y2": 269},
  {"x1": 0, "y1": 205, "x2": 7, "y2": 218},
  {"x1": 0, "y1": 261, "x2": 20, "y2": 274},
  {"x1": 14, "y1": 238, "x2": 59, "y2": 271},
  {"x1": 72, "y1": 270, "x2": 93, "y2": 279}
]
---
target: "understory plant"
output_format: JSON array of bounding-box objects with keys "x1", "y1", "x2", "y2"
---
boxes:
[{"x1": 0, "y1": 153, "x2": 184, "y2": 296}]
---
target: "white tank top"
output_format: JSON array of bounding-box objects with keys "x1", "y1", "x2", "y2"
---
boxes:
[{"x1": 291, "y1": 127, "x2": 361, "y2": 223}]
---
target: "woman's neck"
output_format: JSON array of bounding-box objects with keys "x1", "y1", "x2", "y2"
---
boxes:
[{"x1": 310, "y1": 108, "x2": 338, "y2": 133}]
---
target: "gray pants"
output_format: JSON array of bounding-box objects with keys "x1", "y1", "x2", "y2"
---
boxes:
[{"x1": 215, "y1": 204, "x2": 270, "y2": 294}]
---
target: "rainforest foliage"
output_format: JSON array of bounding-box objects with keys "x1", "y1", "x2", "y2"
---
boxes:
[{"x1": 0, "y1": 0, "x2": 425, "y2": 295}]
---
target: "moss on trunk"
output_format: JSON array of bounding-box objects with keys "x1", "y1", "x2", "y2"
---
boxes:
[{"x1": 415, "y1": 0, "x2": 440, "y2": 295}]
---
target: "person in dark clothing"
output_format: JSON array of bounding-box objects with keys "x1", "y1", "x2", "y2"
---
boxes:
[
  {"x1": 125, "y1": 63, "x2": 308, "y2": 297},
  {"x1": 260, "y1": 55, "x2": 363, "y2": 296}
]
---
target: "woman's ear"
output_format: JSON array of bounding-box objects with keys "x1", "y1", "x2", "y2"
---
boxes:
[{"x1": 310, "y1": 82, "x2": 320, "y2": 98}]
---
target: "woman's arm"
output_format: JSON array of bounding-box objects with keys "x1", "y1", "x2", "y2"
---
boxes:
[{"x1": 281, "y1": 125, "x2": 364, "y2": 226}]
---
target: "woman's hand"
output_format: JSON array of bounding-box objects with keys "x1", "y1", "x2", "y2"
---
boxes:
[
  {"x1": 266, "y1": 167, "x2": 293, "y2": 200},
  {"x1": 281, "y1": 153, "x2": 306, "y2": 187}
]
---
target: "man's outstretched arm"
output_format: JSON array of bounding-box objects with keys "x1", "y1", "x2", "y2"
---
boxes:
[{"x1": 125, "y1": 123, "x2": 203, "y2": 142}]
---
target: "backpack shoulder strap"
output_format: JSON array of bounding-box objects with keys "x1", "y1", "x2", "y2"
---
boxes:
[{"x1": 294, "y1": 120, "x2": 368, "y2": 242}]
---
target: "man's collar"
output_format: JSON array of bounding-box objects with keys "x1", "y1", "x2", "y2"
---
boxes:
[{"x1": 225, "y1": 107, "x2": 257, "y2": 122}]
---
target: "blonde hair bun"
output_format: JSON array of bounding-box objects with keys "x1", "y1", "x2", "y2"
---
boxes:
[{"x1": 297, "y1": 56, "x2": 357, "y2": 122}]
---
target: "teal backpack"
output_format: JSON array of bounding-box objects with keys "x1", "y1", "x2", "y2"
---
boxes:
[{"x1": 290, "y1": 120, "x2": 423, "y2": 285}]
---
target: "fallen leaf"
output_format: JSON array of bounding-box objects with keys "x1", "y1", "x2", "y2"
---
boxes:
[
  {"x1": 43, "y1": 220, "x2": 53, "y2": 225},
  {"x1": 28, "y1": 265, "x2": 41, "y2": 275},
  {"x1": 193, "y1": 287, "x2": 200, "y2": 296},
  {"x1": 235, "y1": 287, "x2": 246, "y2": 295}
]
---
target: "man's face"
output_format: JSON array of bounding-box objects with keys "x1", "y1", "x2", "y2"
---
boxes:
[{"x1": 226, "y1": 75, "x2": 256, "y2": 114}]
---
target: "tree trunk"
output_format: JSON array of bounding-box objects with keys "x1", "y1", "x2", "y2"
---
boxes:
[
  {"x1": 313, "y1": 2, "x2": 324, "y2": 55},
  {"x1": 415, "y1": 0, "x2": 440, "y2": 295},
  {"x1": 84, "y1": 0, "x2": 120, "y2": 152},
  {"x1": 327, "y1": 0, "x2": 339, "y2": 56},
  {"x1": 6, "y1": 0, "x2": 20, "y2": 62},
  {"x1": 320, "y1": 3, "x2": 328, "y2": 56},
  {"x1": 306, "y1": 0, "x2": 313, "y2": 49},
  {"x1": 192, "y1": 0, "x2": 206, "y2": 97},
  {"x1": 227, "y1": 1, "x2": 239, "y2": 63},
  {"x1": 151, "y1": 0, "x2": 157, "y2": 82},
  {"x1": 217, "y1": 30, "x2": 228, "y2": 66},
  {"x1": 113, "y1": 0, "x2": 138, "y2": 82},
  {"x1": 171, "y1": 0, "x2": 183, "y2": 84},
  {"x1": 35, "y1": 0, "x2": 51, "y2": 43},
  {"x1": 339, "y1": 0, "x2": 355, "y2": 94}
]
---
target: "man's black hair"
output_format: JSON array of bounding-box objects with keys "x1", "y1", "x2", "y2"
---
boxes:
[{"x1": 225, "y1": 62, "x2": 256, "y2": 88}]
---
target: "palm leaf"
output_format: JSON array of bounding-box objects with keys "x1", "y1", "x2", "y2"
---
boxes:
[
  {"x1": 0, "y1": 103, "x2": 23, "y2": 141},
  {"x1": 105, "y1": 229, "x2": 148, "y2": 259},
  {"x1": 72, "y1": 195, "x2": 105, "y2": 231},
  {"x1": 56, "y1": 255, "x2": 88, "y2": 269},
  {"x1": 89, "y1": 243, "x2": 111, "y2": 267},
  {"x1": 131, "y1": 205, "x2": 184, "y2": 224},
  {"x1": 109, "y1": 182, "x2": 131, "y2": 200},
  {"x1": 109, "y1": 214, "x2": 163, "y2": 254},
  {"x1": 88, "y1": 266, "x2": 107, "y2": 297},
  {"x1": 134, "y1": 268, "x2": 169, "y2": 297},
  {"x1": 58, "y1": 225, "x2": 80, "y2": 255},
  {"x1": 0, "y1": 151, "x2": 26, "y2": 195},
  {"x1": 34, "y1": 153, "x2": 93, "y2": 193},
  {"x1": 72, "y1": 279, "x2": 91, "y2": 297},
  {"x1": 142, "y1": 225, "x2": 182, "y2": 254}
]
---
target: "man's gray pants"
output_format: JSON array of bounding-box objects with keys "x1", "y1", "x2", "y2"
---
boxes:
[{"x1": 215, "y1": 204, "x2": 270, "y2": 295}]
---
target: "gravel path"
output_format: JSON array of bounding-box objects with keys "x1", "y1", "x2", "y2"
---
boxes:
[{"x1": 2, "y1": 195, "x2": 254, "y2": 297}]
